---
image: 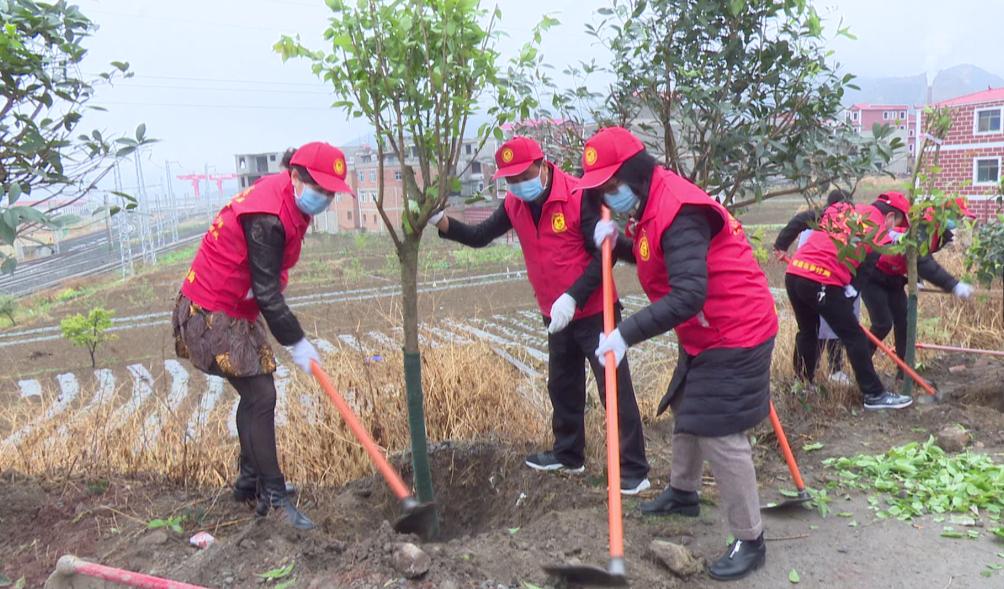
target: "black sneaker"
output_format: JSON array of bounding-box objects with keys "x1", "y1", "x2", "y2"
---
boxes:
[
  {"x1": 620, "y1": 477, "x2": 651, "y2": 496},
  {"x1": 524, "y1": 451, "x2": 584, "y2": 473},
  {"x1": 708, "y1": 534, "x2": 766, "y2": 581},
  {"x1": 639, "y1": 486, "x2": 700, "y2": 516},
  {"x1": 864, "y1": 391, "x2": 913, "y2": 411}
]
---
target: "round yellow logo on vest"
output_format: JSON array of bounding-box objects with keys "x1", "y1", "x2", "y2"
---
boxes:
[
  {"x1": 639, "y1": 234, "x2": 651, "y2": 261},
  {"x1": 551, "y1": 212, "x2": 567, "y2": 233}
]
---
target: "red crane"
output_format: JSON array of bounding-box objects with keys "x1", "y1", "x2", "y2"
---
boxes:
[
  {"x1": 209, "y1": 173, "x2": 238, "y2": 195},
  {"x1": 176, "y1": 174, "x2": 205, "y2": 199},
  {"x1": 176, "y1": 173, "x2": 239, "y2": 198}
]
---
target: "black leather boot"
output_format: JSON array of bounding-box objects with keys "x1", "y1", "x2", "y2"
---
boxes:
[
  {"x1": 256, "y1": 475, "x2": 315, "y2": 530},
  {"x1": 232, "y1": 454, "x2": 258, "y2": 504},
  {"x1": 639, "y1": 486, "x2": 700, "y2": 517},
  {"x1": 233, "y1": 454, "x2": 298, "y2": 503},
  {"x1": 708, "y1": 533, "x2": 766, "y2": 581}
]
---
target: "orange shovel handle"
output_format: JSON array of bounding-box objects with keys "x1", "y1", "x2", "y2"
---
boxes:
[
  {"x1": 860, "y1": 327, "x2": 937, "y2": 396},
  {"x1": 310, "y1": 361, "x2": 412, "y2": 500},
  {"x1": 601, "y1": 207, "x2": 624, "y2": 561},
  {"x1": 768, "y1": 401, "x2": 805, "y2": 492}
]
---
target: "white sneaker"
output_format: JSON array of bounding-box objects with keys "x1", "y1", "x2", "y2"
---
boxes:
[
  {"x1": 620, "y1": 477, "x2": 652, "y2": 496},
  {"x1": 828, "y1": 371, "x2": 851, "y2": 385}
]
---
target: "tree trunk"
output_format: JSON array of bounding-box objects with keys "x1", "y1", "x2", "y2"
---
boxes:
[
  {"x1": 88, "y1": 346, "x2": 97, "y2": 369},
  {"x1": 901, "y1": 244, "x2": 918, "y2": 397},
  {"x1": 397, "y1": 235, "x2": 436, "y2": 513}
]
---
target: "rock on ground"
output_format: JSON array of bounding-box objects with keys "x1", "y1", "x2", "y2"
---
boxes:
[{"x1": 648, "y1": 539, "x2": 703, "y2": 578}]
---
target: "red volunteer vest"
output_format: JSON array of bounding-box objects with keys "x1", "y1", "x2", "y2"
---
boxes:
[
  {"x1": 504, "y1": 166, "x2": 609, "y2": 319},
  {"x1": 180, "y1": 172, "x2": 311, "y2": 320},
  {"x1": 631, "y1": 167, "x2": 778, "y2": 356},
  {"x1": 876, "y1": 231, "x2": 944, "y2": 277},
  {"x1": 787, "y1": 203, "x2": 889, "y2": 286}
]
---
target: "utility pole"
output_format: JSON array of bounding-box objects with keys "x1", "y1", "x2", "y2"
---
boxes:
[
  {"x1": 103, "y1": 190, "x2": 113, "y2": 252},
  {"x1": 134, "y1": 149, "x2": 157, "y2": 265},
  {"x1": 165, "y1": 160, "x2": 179, "y2": 242},
  {"x1": 204, "y1": 162, "x2": 212, "y2": 222},
  {"x1": 113, "y1": 162, "x2": 134, "y2": 277}
]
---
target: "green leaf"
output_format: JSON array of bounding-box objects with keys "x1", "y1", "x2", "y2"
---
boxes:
[
  {"x1": 6, "y1": 183, "x2": 22, "y2": 205},
  {"x1": 780, "y1": 489, "x2": 800, "y2": 498},
  {"x1": 257, "y1": 563, "x2": 294, "y2": 581},
  {"x1": 789, "y1": 569, "x2": 801, "y2": 584},
  {"x1": 803, "y1": 442, "x2": 825, "y2": 452},
  {"x1": 507, "y1": 527, "x2": 520, "y2": 535}
]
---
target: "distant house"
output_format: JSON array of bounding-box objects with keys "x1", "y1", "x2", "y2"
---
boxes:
[
  {"x1": 235, "y1": 152, "x2": 283, "y2": 189},
  {"x1": 844, "y1": 104, "x2": 912, "y2": 175},
  {"x1": 917, "y1": 87, "x2": 1004, "y2": 221}
]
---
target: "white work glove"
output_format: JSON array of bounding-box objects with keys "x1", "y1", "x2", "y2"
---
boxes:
[
  {"x1": 429, "y1": 209, "x2": 446, "y2": 227},
  {"x1": 548, "y1": 293, "x2": 577, "y2": 334},
  {"x1": 289, "y1": 338, "x2": 320, "y2": 373},
  {"x1": 593, "y1": 219, "x2": 618, "y2": 250},
  {"x1": 844, "y1": 284, "x2": 858, "y2": 299},
  {"x1": 952, "y1": 282, "x2": 974, "y2": 300},
  {"x1": 596, "y1": 328, "x2": 628, "y2": 368},
  {"x1": 888, "y1": 230, "x2": 905, "y2": 243}
]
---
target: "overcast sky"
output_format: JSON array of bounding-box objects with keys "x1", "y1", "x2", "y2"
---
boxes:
[{"x1": 72, "y1": 0, "x2": 1003, "y2": 195}]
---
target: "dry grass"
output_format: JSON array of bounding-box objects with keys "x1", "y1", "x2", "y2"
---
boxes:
[{"x1": 0, "y1": 342, "x2": 550, "y2": 489}]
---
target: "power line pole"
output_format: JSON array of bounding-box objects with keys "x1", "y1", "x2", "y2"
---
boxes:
[
  {"x1": 165, "y1": 160, "x2": 179, "y2": 242},
  {"x1": 113, "y1": 162, "x2": 134, "y2": 278},
  {"x1": 134, "y1": 150, "x2": 157, "y2": 265}
]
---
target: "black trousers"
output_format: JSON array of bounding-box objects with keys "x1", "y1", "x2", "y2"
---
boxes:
[
  {"x1": 792, "y1": 339, "x2": 844, "y2": 375},
  {"x1": 861, "y1": 279, "x2": 907, "y2": 376},
  {"x1": 227, "y1": 374, "x2": 283, "y2": 480},
  {"x1": 785, "y1": 274, "x2": 885, "y2": 397},
  {"x1": 545, "y1": 309, "x2": 650, "y2": 480}
]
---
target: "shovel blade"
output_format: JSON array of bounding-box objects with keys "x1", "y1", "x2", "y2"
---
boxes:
[
  {"x1": 761, "y1": 490, "x2": 812, "y2": 512},
  {"x1": 543, "y1": 564, "x2": 628, "y2": 587},
  {"x1": 393, "y1": 501, "x2": 436, "y2": 537}
]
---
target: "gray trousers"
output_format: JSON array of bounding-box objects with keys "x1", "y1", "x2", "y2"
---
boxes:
[{"x1": 670, "y1": 431, "x2": 763, "y2": 541}]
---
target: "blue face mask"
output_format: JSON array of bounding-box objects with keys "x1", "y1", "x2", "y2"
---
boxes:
[
  {"x1": 604, "y1": 183, "x2": 640, "y2": 214},
  {"x1": 295, "y1": 185, "x2": 332, "y2": 216},
  {"x1": 509, "y1": 177, "x2": 544, "y2": 202}
]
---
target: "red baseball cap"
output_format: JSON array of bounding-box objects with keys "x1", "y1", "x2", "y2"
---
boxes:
[
  {"x1": 290, "y1": 142, "x2": 354, "y2": 195},
  {"x1": 576, "y1": 127, "x2": 645, "y2": 191},
  {"x1": 493, "y1": 136, "x2": 544, "y2": 179},
  {"x1": 876, "y1": 191, "x2": 911, "y2": 225}
]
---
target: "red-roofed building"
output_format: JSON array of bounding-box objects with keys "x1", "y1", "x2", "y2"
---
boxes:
[{"x1": 916, "y1": 88, "x2": 1004, "y2": 221}]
